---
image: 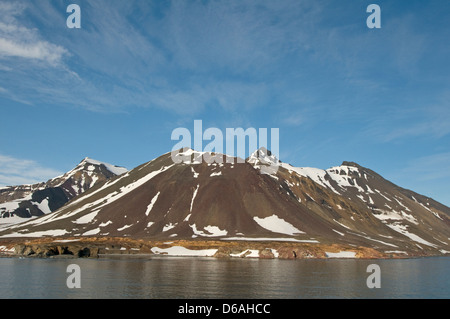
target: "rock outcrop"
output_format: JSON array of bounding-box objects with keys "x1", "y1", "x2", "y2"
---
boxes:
[{"x1": 14, "y1": 243, "x2": 100, "y2": 258}]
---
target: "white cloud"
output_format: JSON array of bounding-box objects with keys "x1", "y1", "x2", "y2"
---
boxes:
[
  {"x1": 0, "y1": 154, "x2": 63, "y2": 187},
  {"x1": 0, "y1": 1, "x2": 339, "y2": 114},
  {"x1": 0, "y1": 38, "x2": 68, "y2": 64},
  {"x1": 0, "y1": 2, "x2": 68, "y2": 65},
  {"x1": 0, "y1": 0, "x2": 446, "y2": 122}
]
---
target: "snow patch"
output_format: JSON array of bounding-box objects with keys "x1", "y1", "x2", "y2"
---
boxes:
[
  {"x1": 0, "y1": 201, "x2": 20, "y2": 213},
  {"x1": 151, "y1": 246, "x2": 218, "y2": 257},
  {"x1": 333, "y1": 219, "x2": 351, "y2": 230},
  {"x1": 84, "y1": 158, "x2": 128, "y2": 175},
  {"x1": 372, "y1": 208, "x2": 418, "y2": 225},
  {"x1": 351, "y1": 232, "x2": 398, "y2": 247},
  {"x1": 190, "y1": 185, "x2": 199, "y2": 212},
  {"x1": 173, "y1": 149, "x2": 207, "y2": 165},
  {"x1": 191, "y1": 167, "x2": 199, "y2": 178},
  {"x1": 163, "y1": 223, "x2": 177, "y2": 232},
  {"x1": 222, "y1": 237, "x2": 319, "y2": 243},
  {"x1": 99, "y1": 220, "x2": 112, "y2": 227},
  {"x1": 281, "y1": 163, "x2": 341, "y2": 195},
  {"x1": 253, "y1": 214, "x2": 304, "y2": 235},
  {"x1": 203, "y1": 225, "x2": 228, "y2": 236},
  {"x1": 31, "y1": 198, "x2": 51, "y2": 214},
  {"x1": 210, "y1": 171, "x2": 222, "y2": 177},
  {"x1": 0, "y1": 229, "x2": 68, "y2": 238},
  {"x1": 83, "y1": 228, "x2": 100, "y2": 236},
  {"x1": 73, "y1": 210, "x2": 99, "y2": 224},
  {"x1": 386, "y1": 222, "x2": 438, "y2": 248},
  {"x1": 190, "y1": 224, "x2": 228, "y2": 237},
  {"x1": 117, "y1": 224, "x2": 133, "y2": 232},
  {"x1": 145, "y1": 192, "x2": 160, "y2": 216},
  {"x1": 375, "y1": 189, "x2": 392, "y2": 202},
  {"x1": 325, "y1": 251, "x2": 356, "y2": 258},
  {"x1": 89, "y1": 175, "x2": 99, "y2": 188},
  {"x1": 332, "y1": 229, "x2": 345, "y2": 236}
]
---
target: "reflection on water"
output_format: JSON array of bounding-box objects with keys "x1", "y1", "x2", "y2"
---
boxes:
[{"x1": 0, "y1": 256, "x2": 449, "y2": 298}]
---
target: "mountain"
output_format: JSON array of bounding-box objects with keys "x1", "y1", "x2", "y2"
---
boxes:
[
  {"x1": 0, "y1": 158, "x2": 127, "y2": 223},
  {"x1": 0, "y1": 148, "x2": 449, "y2": 258}
]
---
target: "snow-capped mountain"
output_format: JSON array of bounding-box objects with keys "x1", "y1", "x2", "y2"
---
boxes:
[
  {"x1": 0, "y1": 158, "x2": 127, "y2": 223},
  {"x1": 0, "y1": 148, "x2": 449, "y2": 257}
]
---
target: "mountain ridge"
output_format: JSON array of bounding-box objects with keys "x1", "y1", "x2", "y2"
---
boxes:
[
  {"x1": 0, "y1": 148, "x2": 448, "y2": 258},
  {"x1": 0, "y1": 157, "x2": 127, "y2": 223}
]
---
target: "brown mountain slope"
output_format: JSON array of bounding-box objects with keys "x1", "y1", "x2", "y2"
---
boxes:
[{"x1": 0, "y1": 149, "x2": 449, "y2": 257}]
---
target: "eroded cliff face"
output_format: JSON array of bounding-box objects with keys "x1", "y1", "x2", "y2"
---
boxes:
[{"x1": 13, "y1": 243, "x2": 100, "y2": 258}]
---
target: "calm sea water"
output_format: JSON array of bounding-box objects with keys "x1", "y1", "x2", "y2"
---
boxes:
[{"x1": 0, "y1": 256, "x2": 448, "y2": 299}]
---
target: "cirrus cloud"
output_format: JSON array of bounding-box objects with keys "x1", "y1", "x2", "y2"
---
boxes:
[{"x1": 0, "y1": 3, "x2": 68, "y2": 65}]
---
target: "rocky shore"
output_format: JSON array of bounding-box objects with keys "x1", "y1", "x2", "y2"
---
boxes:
[{"x1": 1, "y1": 236, "x2": 437, "y2": 259}]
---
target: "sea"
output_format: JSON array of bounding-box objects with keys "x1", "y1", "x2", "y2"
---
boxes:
[{"x1": 0, "y1": 256, "x2": 449, "y2": 299}]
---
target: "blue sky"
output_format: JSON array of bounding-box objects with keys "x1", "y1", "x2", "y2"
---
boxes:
[{"x1": 0, "y1": 0, "x2": 449, "y2": 206}]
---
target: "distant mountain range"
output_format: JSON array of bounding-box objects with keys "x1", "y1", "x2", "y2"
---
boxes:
[
  {"x1": 0, "y1": 148, "x2": 449, "y2": 257},
  {"x1": 0, "y1": 158, "x2": 127, "y2": 222}
]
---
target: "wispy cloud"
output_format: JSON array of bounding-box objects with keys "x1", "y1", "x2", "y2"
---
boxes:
[
  {"x1": 364, "y1": 91, "x2": 450, "y2": 142},
  {"x1": 0, "y1": 154, "x2": 63, "y2": 187},
  {"x1": 0, "y1": 37, "x2": 68, "y2": 65},
  {"x1": 390, "y1": 151, "x2": 450, "y2": 206},
  {"x1": 158, "y1": 0, "x2": 321, "y2": 73},
  {"x1": 402, "y1": 152, "x2": 450, "y2": 181},
  {"x1": 0, "y1": 0, "x2": 325, "y2": 114},
  {"x1": 0, "y1": 2, "x2": 68, "y2": 65},
  {"x1": 0, "y1": 0, "x2": 448, "y2": 126}
]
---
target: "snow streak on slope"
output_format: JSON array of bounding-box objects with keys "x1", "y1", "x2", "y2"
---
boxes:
[
  {"x1": 190, "y1": 185, "x2": 199, "y2": 212},
  {"x1": 145, "y1": 192, "x2": 160, "y2": 216},
  {"x1": 386, "y1": 222, "x2": 438, "y2": 248},
  {"x1": 253, "y1": 215, "x2": 304, "y2": 235}
]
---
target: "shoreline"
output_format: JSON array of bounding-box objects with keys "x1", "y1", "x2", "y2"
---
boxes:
[
  {"x1": 1, "y1": 252, "x2": 449, "y2": 261},
  {"x1": 1, "y1": 236, "x2": 448, "y2": 260}
]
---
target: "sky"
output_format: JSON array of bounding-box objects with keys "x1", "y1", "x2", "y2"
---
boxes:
[{"x1": 0, "y1": 0, "x2": 449, "y2": 206}]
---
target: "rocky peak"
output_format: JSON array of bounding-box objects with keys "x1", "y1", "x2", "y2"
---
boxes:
[
  {"x1": 341, "y1": 161, "x2": 360, "y2": 168},
  {"x1": 0, "y1": 157, "x2": 127, "y2": 221},
  {"x1": 247, "y1": 147, "x2": 279, "y2": 165}
]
